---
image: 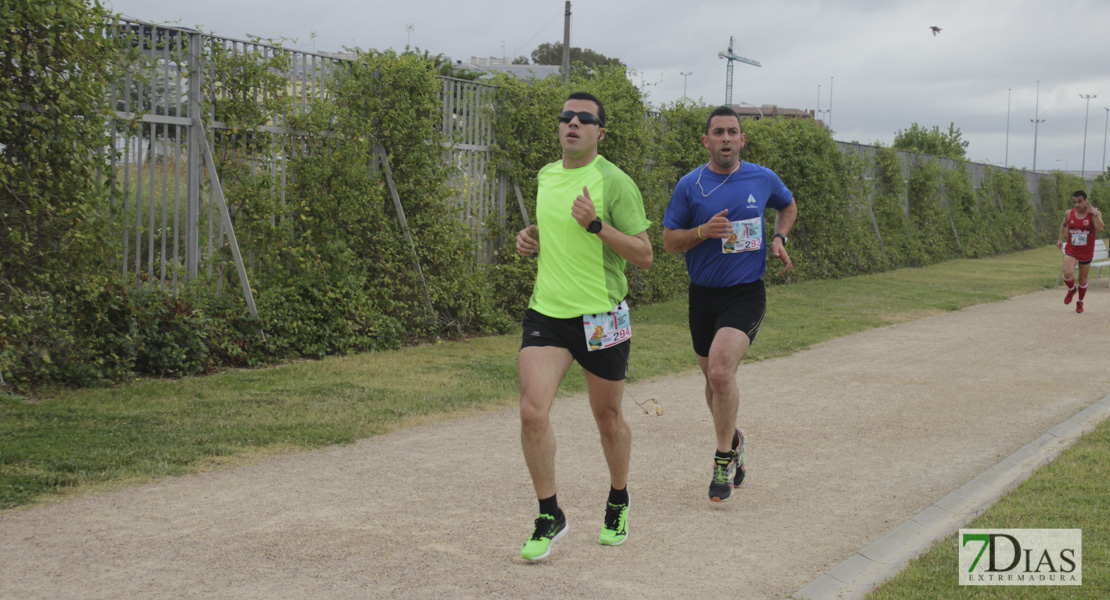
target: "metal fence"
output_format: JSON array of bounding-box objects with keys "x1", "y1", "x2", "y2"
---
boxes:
[
  {"x1": 103, "y1": 20, "x2": 1083, "y2": 306},
  {"x1": 106, "y1": 19, "x2": 507, "y2": 302},
  {"x1": 835, "y1": 141, "x2": 1055, "y2": 209},
  {"x1": 439, "y1": 77, "x2": 506, "y2": 262}
]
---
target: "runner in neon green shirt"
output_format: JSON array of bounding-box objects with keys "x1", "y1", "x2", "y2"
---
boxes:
[{"x1": 514, "y1": 92, "x2": 652, "y2": 561}]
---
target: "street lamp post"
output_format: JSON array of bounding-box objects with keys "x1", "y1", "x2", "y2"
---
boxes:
[
  {"x1": 1005, "y1": 88, "x2": 1011, "y2": 167},
  {"x1": 1102, "y1": 107, "x2": 1109, "y2": 175},
  {"x1": 1031, "y1": 81, "x2": 1044, "y2": 172},
  {"x1": 1056, "y1": 158, "x2": 1069, "y2": 172},
  {"x1": 740, "y1": 101, "x2": 763, "y2": 119},
  {"x1": 680, "y1": 72, "x2": 692, "y2": 98},
  {"x1": 1080, "y1": 93, "x2": 1097, "y2": 176}
]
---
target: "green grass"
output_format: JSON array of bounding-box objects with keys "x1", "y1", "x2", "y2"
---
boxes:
[
  {"x1": 864, "y1": 418, "x2": 1110, "y2": 599},
  {"x1": 0, "y1": 246, "x2": 1067, "y2": 510}
]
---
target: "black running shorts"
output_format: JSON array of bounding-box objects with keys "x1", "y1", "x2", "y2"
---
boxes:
[
  {"x1": 520, "y1": 308, "x2": 630, "y2": 381},
  {"x1": 688, "y1": 279, "x2": 766, "y2": 358}
]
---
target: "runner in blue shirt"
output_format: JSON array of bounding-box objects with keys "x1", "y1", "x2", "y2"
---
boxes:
[{"x1": 662, "y1": 105, "x2": 797, "y2": 502}]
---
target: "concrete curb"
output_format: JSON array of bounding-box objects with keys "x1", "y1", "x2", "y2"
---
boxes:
[{"x1": 791, "y1": 393, "x2": 1110, "y2": 600}]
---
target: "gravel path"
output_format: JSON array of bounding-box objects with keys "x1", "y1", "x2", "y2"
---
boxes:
[{"x1": 2, "y1": 288, "x2": 1108, "y2": 599}]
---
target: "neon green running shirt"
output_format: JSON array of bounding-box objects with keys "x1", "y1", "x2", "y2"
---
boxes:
[{"x1": 529, "y1": 155, "x2": 651, "y2": 318}]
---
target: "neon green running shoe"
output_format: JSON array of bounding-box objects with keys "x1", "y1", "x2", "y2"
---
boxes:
[
  {"x1": 598, "y1": 499, "x2": 629, "y2": 546},
  {"x1": 520, "y1": 513, "x2": 567, "y2": 561}
]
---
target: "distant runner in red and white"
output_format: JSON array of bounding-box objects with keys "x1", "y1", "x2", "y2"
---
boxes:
[{"x1": 1057, "y1": 190, "x2": 1104, "y2": 314}]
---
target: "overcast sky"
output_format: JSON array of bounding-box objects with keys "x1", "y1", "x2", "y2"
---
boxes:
[{"x1": 106, "y1": 0, "x2": 1110, "y2": 174}]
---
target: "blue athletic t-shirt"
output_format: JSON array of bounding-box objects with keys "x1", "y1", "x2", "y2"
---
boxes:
[{"x1": 663, "y1": 161, "x2": 793, "y2": 287}]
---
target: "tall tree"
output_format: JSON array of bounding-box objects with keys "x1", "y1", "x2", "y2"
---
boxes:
[
  {"x1": 893, "y1": 122, "x2": 968, "y2": 159},
  {"x1": 403, "y1": 46, "x2": 482, "y2": 81},
  {"x1": 530, "y1": 42, "x2": 624, "y2": 69}
]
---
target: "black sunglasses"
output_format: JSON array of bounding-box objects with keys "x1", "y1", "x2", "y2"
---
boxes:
[{"x1": 558, "y1": 110, "x2": 602, "y2": 126}]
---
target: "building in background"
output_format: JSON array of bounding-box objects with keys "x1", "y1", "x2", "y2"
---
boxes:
[
  {"x1": 733, "y1": 104, "x2": 827, "y2": 129},
  {"x1": 456, "y1": 56, "x2": 561, "y2": 81}
]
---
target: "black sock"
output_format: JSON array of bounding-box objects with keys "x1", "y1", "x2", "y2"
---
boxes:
[
  {"x1": 608, "y1": 485, "x2": 629, "y2": 506},
  {"x1": 732, "y1": 430, "x2": 741, "y2": 451},
  {"x1": 539, "y1": 494, "x2": 561, "y2": 519},
  {"x1": 716, "y1": 449, "x2": 733, "y2": 460}
]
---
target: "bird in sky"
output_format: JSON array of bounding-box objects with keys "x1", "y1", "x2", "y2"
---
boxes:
[{"x1": 930, "y1": 26, "x2": 942, "y2": 36}]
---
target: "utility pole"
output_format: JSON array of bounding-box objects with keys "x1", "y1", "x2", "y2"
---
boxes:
[
  {"x1": 1102, "y1": 107, "x2": 1108, "y2": 175},
  {"x1": 828, "y1": 76, "x2": 833, "y2": 128},
  {"x1": 1031, "y1": 80, "x2": 1044, "y2": 173},
  {"x1": 718, "y1": 36, "x2": 760, "y2": 107},
  {"x1": 1079, "y1": 93, "x2": 1097, "y2": 176},
  {"x1": 561, "y1": 1, "x2": 571, "y2": 85}
]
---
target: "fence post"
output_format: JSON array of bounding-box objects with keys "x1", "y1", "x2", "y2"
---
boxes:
[
  {"x1": 374, "y1": 143, "x2": 437, "y2": 325},
  {"x1": 512, "y1": 182, "x2": 532, "y2": 228},
  {"x1": 866, "y1": 202, "x2": 886, "y2": 263},
  {"x1": 497, "y1": 176, "x2": 507, "y2": 253},
  {"x1": 184, "y1": 31, "x2": 203, "y2": 281},
  {"x1": 196, "y1": 124, "x2": 264, "y2": 337}
]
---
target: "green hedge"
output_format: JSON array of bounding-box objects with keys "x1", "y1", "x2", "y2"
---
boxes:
[
  {"x1": 1, "y1": 1, "x2": 128, "y2": 386},
  {"x1": 2, "y1": 5, "x2": 1105, "y2": 389}
]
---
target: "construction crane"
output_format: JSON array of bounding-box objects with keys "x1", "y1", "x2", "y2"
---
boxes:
[{"x1": 718, "y1": 36, "x2": 761, "y2": 107}]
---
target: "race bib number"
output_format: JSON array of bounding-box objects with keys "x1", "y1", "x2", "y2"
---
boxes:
[
  {"x1": 1070, "y1": 231, "x2": 1088, "y2": 246},
  {"x1": 722, "y1": 216, "x2": 763, "y2": 253},
  {"x1": 583, "y1": 301, "x2": 631, "y2": 352}
]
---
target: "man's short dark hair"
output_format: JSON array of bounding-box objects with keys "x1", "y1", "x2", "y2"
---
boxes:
[
  {"x1": 1073, "y1": 190, "x2": 1088, "y2": 199},
  {"x1": 567, "y1": 91, "x2": 606, "y2": 127},
  {"x1": 706, "y1": 105, "x2": 742, "y2": 134}
]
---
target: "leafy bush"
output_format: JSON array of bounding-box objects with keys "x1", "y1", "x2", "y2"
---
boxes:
[
  {"x1": 743, "y1": 117, "x2": 881, "y2": 281},
  {"x1": 906, "y1": 160, "x2": 959, "y2": 266},
  {"x1": 132, "y1": 288, "x2": 211, "y2": 376},
  {"x1": 2, "y1": 277, "x2": 137, "y2": 386},
  {"x1": 255, "y1": 245, "x2": 403, "y2": 359},
  {"x1": 1, "y1": 0, "x2": 131, "y2": 387},
  {"x1": 0, "y1": 9, "x2": 1081, "y2": 390}
]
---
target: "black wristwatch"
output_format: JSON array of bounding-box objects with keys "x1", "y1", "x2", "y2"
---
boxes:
[
  {"x1": 772, "y1": 233, "x2": 788, "y2": 246},
  {"x1": 587, "y1": 218, "x2": 603, "y2": 234}
]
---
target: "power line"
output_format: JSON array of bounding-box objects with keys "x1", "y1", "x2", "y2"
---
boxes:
[{"x1": 514, "y1": 7, "x2": 564, "y2": 59}]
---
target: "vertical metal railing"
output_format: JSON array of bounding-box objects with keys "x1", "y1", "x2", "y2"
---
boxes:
[
  {"x1": 439, "y1": 77, "x2": 500, "y2": 263},
  {"x1": 185, "y1": 29, "x2": 202, "y2": 282},
  {"x1": 105, "y1": 19, "x2": 509, "y2": 298}
]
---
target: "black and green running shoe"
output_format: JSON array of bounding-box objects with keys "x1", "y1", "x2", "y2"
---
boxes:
[
  {"x1": 708, "y1": 450, "x2": 737, "y2": 502},
  {"x1": 734, "y1": 428, "x2": 747, "y2": 487},
  {"x1": 598, "y1": 499, "x2": 628, "y2": 546},
  {"x1": 521, "y1": 513, "x2": 567, "y2": 561}
]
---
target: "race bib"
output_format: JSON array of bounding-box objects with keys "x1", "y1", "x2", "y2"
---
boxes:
[
  {"x1": 1070, "y1": 231, "x2": 1088, "y2": 246},
  {"x1": 722, "y1": 216, "x2": 763, "y2": 253},
  {"x1": 582, "y1": 301, "x2": 631, "y2": 351}
]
